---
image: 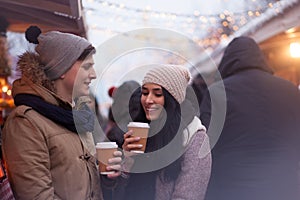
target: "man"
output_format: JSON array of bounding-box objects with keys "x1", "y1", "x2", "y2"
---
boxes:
[
  {"x1": 201, "y1": 36, "x2": 300, "y2": 200},
  {"x1": 2, "y1": 26, "x2": 121, "y2": 199}
]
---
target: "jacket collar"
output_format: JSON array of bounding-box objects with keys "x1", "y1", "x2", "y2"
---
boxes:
[{"x1": 183, "y1": 116, "x2": 206, "y2": 146}]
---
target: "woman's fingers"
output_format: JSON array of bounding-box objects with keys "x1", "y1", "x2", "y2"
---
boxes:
[
  {"x1": 122, "y1": 130, "x2": 143, "y2": 151},
  {"x1": 106, "y1": 171, "x2": 121, "y2": 179},
  {"x1": 123, "y1": 130, "x2": 133, "y2": 139},
  {"x1": 123, "y1": 138, "x2": 142, "y2": 151},
  {"x1": 126, "y1": 143, "x2": 143, "y2": 151}
]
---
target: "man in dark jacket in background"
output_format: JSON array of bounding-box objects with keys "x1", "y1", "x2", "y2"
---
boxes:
[{"x1": 201, "y1": 36, "x2": 300, "y2": 200}]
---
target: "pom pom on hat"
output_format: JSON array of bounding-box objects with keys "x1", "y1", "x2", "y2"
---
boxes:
[
  {"x1": 142, "y1": 64, "x2": 191, "y2": 103},
  {"x1": 108, "y1": 86, "x2": 117, "y2": 97},
  {"x1": 25, "y1": 26, "x2": 41, "y2": 44}
]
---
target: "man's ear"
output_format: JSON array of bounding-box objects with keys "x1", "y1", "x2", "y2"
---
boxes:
[{"x1": 60, "y1": 74, "x2": 66, "y2": 79}]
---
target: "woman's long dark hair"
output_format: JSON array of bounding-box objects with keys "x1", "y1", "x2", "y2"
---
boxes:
[{"x1": 130, "y1": 87, "x2": 185, "y2": 182}]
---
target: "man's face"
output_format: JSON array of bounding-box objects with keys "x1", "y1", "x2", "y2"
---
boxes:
[{"x1": 63, "y1": 56, "x2": 97, "y2": 99}]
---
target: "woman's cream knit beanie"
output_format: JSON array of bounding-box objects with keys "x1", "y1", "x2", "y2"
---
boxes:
[{"x1": 142, "y1": 64, "x2": 191, "y2": 104}]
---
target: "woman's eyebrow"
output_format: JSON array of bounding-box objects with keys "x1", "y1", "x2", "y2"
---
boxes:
[
  {"x1": 152, "y1": 88, "x2": 162, "y2": 91},
  {"x1": 142, "y1": 86, "x2": 162, "y2": 91}
]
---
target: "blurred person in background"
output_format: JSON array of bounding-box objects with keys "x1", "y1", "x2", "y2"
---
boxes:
[
  {"x1": 200, "y1": 36, "x2": 300, "y2": 200},
  {"x1": 106, "y1": 80, "x2": 141, "y2": 148}
]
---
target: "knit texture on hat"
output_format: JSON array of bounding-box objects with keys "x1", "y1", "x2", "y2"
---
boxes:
[
  {"x1": 36, "y1": 31, "x2": 91, "y2": 80},
  {"x1": 142, "y1": 65, "x2": 191, "y2": 103}
]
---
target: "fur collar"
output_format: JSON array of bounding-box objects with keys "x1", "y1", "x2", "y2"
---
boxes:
[
  {"x1": 17, "y1": 51, "x2": 55, "y2": 91},
  {"x1": 13, "y1": 52, "x2": 71, "y2": 108}
]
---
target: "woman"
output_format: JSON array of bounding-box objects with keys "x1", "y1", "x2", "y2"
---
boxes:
[{"x1": 122, "y1": 65, "x2": 211, "y2": 200}]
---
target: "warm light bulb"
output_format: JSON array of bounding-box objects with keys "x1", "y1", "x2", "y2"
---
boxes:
[
  {"x1": 2, "y1": 85, "x2": 8, "y2": 93},
  {"x1": 285, "y1": 27, "x2": 296, "y2": 34},
  {"x1": 290, "y1": 42, "x2": 300, "y2": 58}
]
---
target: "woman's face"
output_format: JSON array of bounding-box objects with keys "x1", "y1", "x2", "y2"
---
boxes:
[{"x1": 141, "y1": 83, "x2": 165, "y2": 121}]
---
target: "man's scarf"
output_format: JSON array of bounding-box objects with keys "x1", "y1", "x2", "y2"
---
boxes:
[{"x1": 14, "y1": 94, "x2": 94, "y2": 134}]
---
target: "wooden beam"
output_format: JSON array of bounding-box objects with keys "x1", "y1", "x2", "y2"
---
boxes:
[
  {"x1": 68, "y1": 0, "x2": 87, "y2": 37},
  {"x1": 79, "y1": 14, "x2": 88, "y2": 38},
  {"x1": 8, "y1": 23, "x2": 83, "y2": 35},
  {"x1": 3, "y1": 11, "x2": 78, "y2": 32},
  {"x1": 1, "y1": 10, "x2": 58, "y2": 27},
  {"x1": 0, "y1": 3, "x2": 78, "y2": 31},
  {"x1": 69, "y1": 0, "x2": 81, "y2": 17},
  {"x1": 0, "y1": 1, "x2": 86, "y2": 36},
  {"x1": 0, "y1": 0, "x2": 73, "y2": 16}
]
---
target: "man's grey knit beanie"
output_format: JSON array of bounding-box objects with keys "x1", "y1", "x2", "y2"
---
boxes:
[
  {"x1": 25, "y1": 26, "x2": 92, "y2": 80},
  {"x1": 142, "y1": 64, "x2": 191, "y2": 104}
]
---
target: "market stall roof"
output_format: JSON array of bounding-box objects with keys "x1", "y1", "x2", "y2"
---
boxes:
[
  {"x1": 0, "y1": 0, "x2": 88, "y2": 37},
  {"x1": 193, "y1": 0, "x2": 300, "y2": 75}
]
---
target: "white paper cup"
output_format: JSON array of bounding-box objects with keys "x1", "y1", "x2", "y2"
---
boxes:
[
  {"x1": 127, "y1": 122, "x2": 150, "y2": 153},
  {"x1": 96, "y1": 142, "x2": 118, "y2": 175}
]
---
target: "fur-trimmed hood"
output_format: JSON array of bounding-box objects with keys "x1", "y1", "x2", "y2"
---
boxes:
[
  {"x1": 17, "y1": 51, "x2": 54, "y2": 91},
  {"x1": 12, "y1": 51, "x2": 71, "y2": 108}
]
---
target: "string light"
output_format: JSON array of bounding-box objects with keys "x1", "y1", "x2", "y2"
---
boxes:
[{"x1": 83, "y1": 0, "x2": 287, "y2": 49}]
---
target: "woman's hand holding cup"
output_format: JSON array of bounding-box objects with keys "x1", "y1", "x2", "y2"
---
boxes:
[
  {"x1": 122, "y1": 130, "x2": 143, "y2": 152},
  {"x1": 123, "y1": 122, "x2": 150, "y2": 153}
]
